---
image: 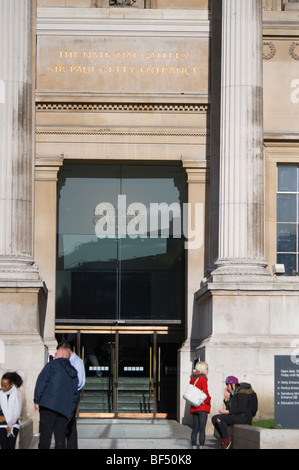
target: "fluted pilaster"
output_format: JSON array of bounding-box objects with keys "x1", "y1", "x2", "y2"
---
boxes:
[
  {"x1": 0, "y1": 0, "x2": 39, "y2": 281},
  {"x1": 214, "y1": 0, "x2": 269, "y2": 277}
]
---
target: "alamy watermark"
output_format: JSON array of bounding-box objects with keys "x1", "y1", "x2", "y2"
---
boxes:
[
  {"x1": 94, "y1": 195, "x2": 203, "y2": 250},
  {"x1": 290, "y1": 79, "x2": 299, "y2": 104}
]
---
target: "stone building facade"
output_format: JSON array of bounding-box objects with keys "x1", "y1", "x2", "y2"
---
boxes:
[{"x1": 0, "y1": 0, "x2": 299, "y2": 431}]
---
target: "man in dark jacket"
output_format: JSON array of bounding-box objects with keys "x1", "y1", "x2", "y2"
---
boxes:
[
  {"x1": 34, "y1": 348, "x2": 78, "y2": 449},
  {"x1": 212, "y1": 376, "x2": 255, "y2": 450}
]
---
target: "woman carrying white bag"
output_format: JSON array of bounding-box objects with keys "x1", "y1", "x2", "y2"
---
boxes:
[{"x1": 187, "y1": 361, "x2": 211, "y2": 449}]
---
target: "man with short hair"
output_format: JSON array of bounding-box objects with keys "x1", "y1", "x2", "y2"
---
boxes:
[
  {"x1": 56, "y1": 341, "x2": 86, "y2": 449},
  {"x1": 34, "y1": 348, "x2": 78, "y2": 449}
]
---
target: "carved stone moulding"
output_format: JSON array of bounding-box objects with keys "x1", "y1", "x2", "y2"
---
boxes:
[
  {"x1": 0, "y1": 257, "x2": 42, "y2": 282},
  {"x1": 289, "y1": 42, "x2": 299, "y2": 60},
  {"x1": 263, "y1": 41, "x2": 276, "y2": 60},
  {"x1": 36, "y1": 102, "x2": 209, "y2": 113},
  {"x1": 109, "y1": 0, "x2": 136, "y2": 5},
  {"x1": 212, "y1": 258, "x2": 271, "y2": 278}
]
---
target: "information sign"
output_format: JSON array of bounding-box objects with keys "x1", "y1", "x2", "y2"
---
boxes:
[{"x1": 275, "y1": 355, "x2": 299, "y2": 429}]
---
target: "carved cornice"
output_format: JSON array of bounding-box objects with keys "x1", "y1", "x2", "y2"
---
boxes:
[
  {"x1": 36, "y1": 130, "x2": 208, "y2": 137},
  {"x1": 36, "y1": 102, "x2": 209, "y2": 113}
]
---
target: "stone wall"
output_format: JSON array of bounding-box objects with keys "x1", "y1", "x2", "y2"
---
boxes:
[{"x1": 232, "y1": 425, "x2": 299, "y2": 449}]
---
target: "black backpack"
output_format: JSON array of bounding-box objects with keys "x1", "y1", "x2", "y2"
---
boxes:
[{"x1": 249, "y1": 390, "x2": 258, "y2": 417}]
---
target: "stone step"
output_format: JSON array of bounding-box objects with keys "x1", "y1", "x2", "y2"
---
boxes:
[
  {"x1": 84, "y1": 383, "x2": 150, "y2": 391},
  {"x1": 85, "y1": 377, "x2": 149, "y2": 384},
  {"x1": 82, "y1": 394, "x2": 152, "y2": 403}
]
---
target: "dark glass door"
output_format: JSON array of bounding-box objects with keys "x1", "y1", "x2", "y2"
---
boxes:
[
  {"x1": 55, "y1": 329, "x2": 180, "y2": 418},
  {"x1": 117, "y1": 333, "x2": 153, "y2": 417},
  {"x1": 56, "y1": 164, "x2": 186, "y2": 323},
  {"x1": 80, "y1": 333, "x2": 116, "y2": 416}
]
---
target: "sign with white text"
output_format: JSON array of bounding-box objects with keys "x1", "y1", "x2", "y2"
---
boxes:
[{"x1": 275, "y1": 355, "x2": 299, "y2": 429}]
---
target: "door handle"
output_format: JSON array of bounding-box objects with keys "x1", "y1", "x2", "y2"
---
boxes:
[
  {"x1": 158, "y1": 347, "x2": 161, "y2": 402},
  {"x1": 149, "y1": 346, "x2": 152, "y2": 400}
]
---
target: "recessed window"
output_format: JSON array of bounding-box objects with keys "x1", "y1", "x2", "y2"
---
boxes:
[{"x1": 277, "y1": 165, "x2": 299, "y2": 275}]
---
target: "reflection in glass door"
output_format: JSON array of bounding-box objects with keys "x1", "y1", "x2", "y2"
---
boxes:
[{"x1": 56, "y1": 164, "x2": 186, "y2": 322}]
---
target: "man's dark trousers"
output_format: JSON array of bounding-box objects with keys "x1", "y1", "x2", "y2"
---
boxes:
[
  {"x1": 38, "y1": 407, "x2": 68, "y2": 449},
  {"x1": 66, "y1": 392, "x2": 81, "y2": 449}
]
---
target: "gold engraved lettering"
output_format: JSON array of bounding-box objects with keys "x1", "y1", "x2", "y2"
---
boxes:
[
  {"x1": 139, "y1": 65, "x2": 198, "y2": 75},
  {"x1": 58, "y1": 50, "x2": 79, "y2": 59},
  {"x1": 141, "y1": 51, "x2": 190, "y2": 61},
  {"x1": 49, "y1": 65, "x2": 66, "y2": 73},
  {"x1": 70, "y1": 65, "x2": 96, "y2": 74},
  {"x1": 98, "y1": 65, "x2": 136, "y2": 74},
  {"x1": 47, "y1": 49, "x2": 198, "y2": 78},
  {"x1": 116, "y1": 51, "x2": 137, "y2": 60},
  {"x1": 83, "y1": 51, "x2": 137, "y2": 60}
]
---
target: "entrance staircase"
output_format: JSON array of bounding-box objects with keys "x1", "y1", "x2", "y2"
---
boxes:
[{"x1": 79, "y1": 376, "x2": 153, "y2": 414}]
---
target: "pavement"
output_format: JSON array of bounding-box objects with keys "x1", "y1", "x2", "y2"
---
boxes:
[{"x1": 29, "y1": 418, "x2": 219, "y2": 450}]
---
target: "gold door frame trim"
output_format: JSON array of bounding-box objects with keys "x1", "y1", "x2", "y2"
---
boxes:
[{"x1": 56, "y1": 325, "x2": 170, "y2": 333}]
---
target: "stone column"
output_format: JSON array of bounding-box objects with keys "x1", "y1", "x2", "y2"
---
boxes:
[
  {"x1": 213, "y1": 0, "x2": 269, "y2": 278},
  {"x1": 0, "y1": 0, "x2": 39, "y2": 282},
  {"x1": 0, "y1": 1, "x2": 46, "y2": 432}
]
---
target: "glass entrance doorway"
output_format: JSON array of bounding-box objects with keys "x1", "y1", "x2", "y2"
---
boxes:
[
  {"x1": 56, "y1": 164, "x2": 186, "y2": 323},
  {"x1": 56, "y1": 327, "x2": 180, "y2": 418},
  {"x1": 55, "y1": 164, "x2": 186, "y2": 419}
]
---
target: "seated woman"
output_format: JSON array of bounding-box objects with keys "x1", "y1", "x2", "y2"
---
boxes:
[{"x1": 212, "y1": 375, "x2": 256, "y2": 450}]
